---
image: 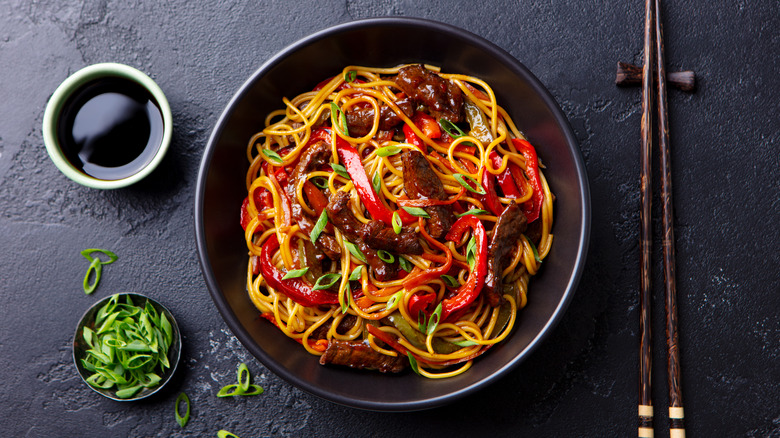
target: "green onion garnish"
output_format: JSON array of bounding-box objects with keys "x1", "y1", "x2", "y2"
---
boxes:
[
  {"x1": 80, "y1": 248, "x2": 118, "y2": 295},
  {"x1": 407, "y1": 352, "x2": 421, "y2": 375},
  {"x1": 344, "y1": 70, "x2": 357, "y2": 83},
  {"x1": 386, "y1": 291, "x2": 403, "y2": 310},
  {"x1": 402, "y1": 206, "x2": 430, "y2": 218},
  {"x1": 466, "y1": 236, "x2": 477, "y2": 270},
  {"x1": 217, "y1": 363, "x2": 264, "y2": 398},
  {"x1": 330, "y1": 163, "x2": 350, "y2": 179},
  {"x1": 310, "y1": 211, "x2": 328, "y2": 243},
  {"x1": 392, "y1": 211, "x2": 402, "y2": 234},
  {"x1": 451, "y1": 339, "x2": 478, "y2": 347},
  {"x1": 344, "y1": 241, "x2": 367, "y2": 263},
  {"x1": 398, "y1": 256, "x2": 413, "y2": 273},
  {"x1": 348, "y1": 265, "x2": 363, "y2": 281},
  {"x1": 175, "y1": 392, "x2": 190, "y2": 428},
  {"x1": 282, "y1": 267, "x2": 309, "y2": 280},
  {"x1": 311, "y1": 176, "x2": 329, "y2": 189},
  {"x1": 457, "y1": 209, "x2": 489, "y2": 217},
  {"x1": 313, "y1": 273, "x2": 342, "y2": 290},
  {"x1": 371, "y1": 171, "x2": 382, "y2": 193},
  {"x1": 377, "y1": 250, "x2": 395, "y2": 263},
  {"x1": 417, "y1": 310, "x2": 427, "y2": 333},
  {"x1": 330, "y1": 102, "x2": 349, "y2": 137},
  {"x1": 261, "y1": 149, "x2": 284, "y2": 165},
  {"x1": 341, "y1": 288, "x2": 351, "y2": 314},
  {"x1": 526, "y1": 235, "x2": 542, "y2": 263},
  {"x1": 439, "y1": 119, "x2": 467, "y2": 138},
  {"x1": 427, "y1": 303, "x2": 443, "y2": 335},
  {"x1": 440, "y1": 275, "x2": 460, "y2": 287},
  {"x1": 218, "y1": 430, "x2": 242, "y2": 438},
  {"x1": 376, "y1": 145, "x2": 403, "y2": 157},
  {"x1": 453, "y1": 173, "x2": 487, "y2": 195}
]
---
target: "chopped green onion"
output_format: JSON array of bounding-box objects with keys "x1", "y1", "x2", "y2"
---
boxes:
[
  {"x1": 340, "y1": 289, "x2": 350, "y2": 314},
  {"x1": 386, "y1": 291, "x2": 403, "y2": 310},
  {"x1": 417, "y1": 310, "x2": 427, "y2": 333},
  {"x1": 427, "y1": 303, "x2": 443, "y2": 336},
  {"x1": 466, "y1": 236, "x2": 477, "y2": 270},
  {"x1": 237, "y1": 363, "x2": 250, "y2": 393},
  {"x1": 217, "y1": 383, "x2": 242, "y2": 398},
  {"x1": 392, "y1": 211, "x2": 402, "y2": 234},
  {"x1": 311, "y1": 176, "x2": 329, "y2": 189},
  {"x1": 439, "y1": 119, "x2": 467, "y2": 138},
  {"x1": 453, "y1": 173, "x2": 486, "y2": 195},
  {"x1": 310, "y1": 211, "x2": 328, "y2": 243},
  {"x1": 261, "y1": 148, "x2": 284, "y2": 165},
  {"x1": 371, "y1": 171, "x2": 382, "y2": 193},
  {"x1": 440, "y1": 275, "x2": 460, "y2": 287},
  {"x1": 218, "y1": 430, "x2": 242, "y2": 438},
  {"x1": 451, "y1": 339, "x2": 479, "y2": 347},
  {"x1": 115, "y1": 384, "x2": 143, "y2": 399},
  {"x1": 217, "y1": 363, "x2": 264, "y2": 398},
  {"x1": 344, "y1": 241, "x2": 367, "y2": 263},
  {"x1": 398, "y1": 256, "x2": 413, "y2": 273},
  {"x1": 526, "y1": 235, "x2": 542, "y2": 263},
  {"x1": 80, "y1": 248, "x2": 117, "y2": 295},
  {"x1": 330, "y1": 102, "x2": 349, "y2": 137},
  {"x1": 377, "y1": 250, "x2": 395, "y2": 263},
  {"x1": 376, "y1": 145, "x2": 403, "y2": 157},
  {"x1": 407, "y1": 352, "x2": 421, "y2": 375},
  {"x1": 457, "y1": 209, "x2": 489, "y2": 217},
  {"x1": 402, "y1": 206, "x2": 430, "y2": 218},
  {"x1": 348, "y1": 265, "x2": 363, "y2": 281},
  {"x1": 344, "y1": 70, "x2": 357, "y2": 83},
  {"x1": 175, "y1": 392, "x2": 190, "y2": 428},
  {"x1": 282, "y1": 267, "x2": 309, "y2": 280},
  {"x1": 330, "y1": 163, "x2": 350, "y2": 179},
  {"x1": 313, "y1": 273, "x2": 342, "y2": 290}
]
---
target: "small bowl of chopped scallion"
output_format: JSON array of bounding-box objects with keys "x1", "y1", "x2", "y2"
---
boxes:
[{"x1": 72, "y1": 293, "x2": 182, "y2": 401}]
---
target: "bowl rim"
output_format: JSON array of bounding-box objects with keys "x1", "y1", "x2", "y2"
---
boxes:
[
  {"x1": 195, "y1": 16, "x2": 590, "y2": 411},
  {"x1": 72, "y1": 292, "x2": 182, "y2": 401},
  {"x1": 41, "y1": 62, "x2": 174, "y2": 190}
]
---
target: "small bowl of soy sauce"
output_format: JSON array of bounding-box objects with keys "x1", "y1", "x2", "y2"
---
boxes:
[{"x1": 42, "y1": 63, "x2": 173, "y2": 189}]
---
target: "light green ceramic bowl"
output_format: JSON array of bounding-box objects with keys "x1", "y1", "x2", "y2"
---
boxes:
[{"x1": 42, "y1": 63, "x2": 173, "y2": 189}]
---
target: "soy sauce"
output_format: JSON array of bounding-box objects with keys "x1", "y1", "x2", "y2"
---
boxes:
[{"x1": 57, "y1": 77, "x2": 164, "y2": 181}]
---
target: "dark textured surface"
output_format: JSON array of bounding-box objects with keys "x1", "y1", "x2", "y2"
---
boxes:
[{"x1": 0, "y1": 0, "x2": 777, "y2": 436}]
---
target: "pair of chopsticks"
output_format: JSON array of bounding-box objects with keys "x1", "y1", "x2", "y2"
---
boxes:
[{"x1": 635, "y1": 1, "x2": 687, "y2": 437}]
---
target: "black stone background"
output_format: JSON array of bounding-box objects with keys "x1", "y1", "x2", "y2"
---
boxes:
[{"x1": 0, "y1": 1, "x2": 777, "y2": 437}]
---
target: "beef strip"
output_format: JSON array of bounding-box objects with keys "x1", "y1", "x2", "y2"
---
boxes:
[
  {"x1": 319, "y1": 340, "x2": 408, "y2": 373},
  {"x1": 326, "y1": 191, "x2": 399, "y2": 281},
  {"x1": 394, "y1": 64, "x2": 464, "y2": 123},
  {"x1": 287, "y1": 141, "x2": 341, "y2": 259},
  {"x1": 360, "y1": 220, "x2": 423, "y2": 255},
  {"x1": 345, "y1": 97, "x2": 414, "y2": 138},
  {"x1": 484, "y1": 201, "x2": 527, "y2": 307},
  {"x1": 401, "y1": 150, "x2": 456, "y2": 239}
]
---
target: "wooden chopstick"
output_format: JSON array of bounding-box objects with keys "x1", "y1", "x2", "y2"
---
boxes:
[
  {"x1": 637, "y1": 0, "x2": 655, "y2": 436},
  {"x1": 653, "y1": 1, "x2": 686, "y2": 437}
]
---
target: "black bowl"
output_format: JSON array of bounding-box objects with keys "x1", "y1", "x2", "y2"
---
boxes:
[{"x1": 195, "y1": 17, "x2": 590, "y2": 411}]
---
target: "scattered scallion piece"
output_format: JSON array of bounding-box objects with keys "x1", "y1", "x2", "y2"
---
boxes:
[
  {"x1": 344, "y1": 70, "x2": 357, "y2": 83},
  {"x1": 371, "y1": 172, "x2": 382, "y2": 193},
  {"x1": 376, "y1": 145, "x2": 403, "y2": 157},
  {"x1": 217, "y1": 363, "x2": 264, "y2": 398},
  {"x1": 78, "y1": 294, "x2": 174, "y2": 398},
  {"x1": 330, "y1": 163, "x2": 350, "y2": 179},
  {"x1": 401, "y1": 206, "x2": 430, "y2": 218},
  {"x1": 407, "y1": 352, "x2": 421, "y2": 375},
  {"x1": 427, "y1": 303, "x2": 443, "y2": 336},
  {"x1": 310, "y1": 211, "x2": 328, "y2": 243},
  {"x1": 453, "y1": 173, "x2": 486, "y2": 195},
  {"x1": 526, "y1": 235, "x2": 542, "y2": 264},
  {"x1": 417, "y1": 310, "x2": 427, "y2": 333},
  {"x1": 451, "y1": 339, "x2": 478, "y2": 347},
  {"x1": 344, "y1": 241, "x2": 367, "y2": 263},
  {"x1": 313, "y1": 273, "x2": 342, "y2": 291},
  {"x1": 386, "y1": 291, "x2": 403, "y2": 310},
  {"x1": 175, "y1": 392, "x2": 190, "y2": 428},
  {"x1": 377, "y1": 250, "x2": 395, "y2": 263},
  {"x1": 80, "y1": 248, "x2": 118, "y2": 295},
  {"x1": 398, "y1": 256, "x2": 413, "y2": 273},
  {"x1": 440, "y1": 275, "x2": 460, "y2": 287},
  {"x1": 330, "y1": 102, "x2": 349, "y2": 137},
  {"x1": 391, "y1": 211, "x2": 402, "y2": 234},
  {"x1": 466, "y1": 236, "x2": 477, "y2": 270},
  {"x1": 348, "y1": 265, "x2": 363, "y2": 282},
  {"x1": 311, "y1": 176, "x2": 328, "y2": 189},
  {"x1": 218, "y1": 430, "x2": 242, "y2": 438},
  {"x1": 282, "y1": 267, "x2": 309, "y2": 280},
  {"x1": 439, "y1": 119, "x2": 467, "y2": 138},
  {"x1": 340, "y1": 288, "x2": 351, "y2": 314},
  {"x1": 261, "y1": 149, "x2": 284, "y2": 165},
  {"x1": 457, "y1": 209, "x2": 489, "y2": 217}
]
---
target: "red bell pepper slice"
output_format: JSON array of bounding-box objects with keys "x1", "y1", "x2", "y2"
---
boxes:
[
  {"x1": 408, "y1": 291, "x2": 436, "y2": 318},
  {"x1": 403, "y1": 124, "x2": 426, "y2": 153},
  {"x1": 335, "y1": 138, "x2": 395, "y2": 226},
  {"x1": 403, "y1": 218, "x2": 453, "y2": 291},
  {"x1": 411, "y1": 112, "x2": 441, "y2": 139},
  {"x1": 259, "y1": 234, "x2": 339, "y2": 307},
  {"x1": 510, "y1": 139, "x2": 544, "y2": 223},
  {"x1": 488, "y1": 150, "x2": 523, "y2": 199},
  {"x1": 240, "y1": 188, "x2": 273, "y2": 231},
  {"x1": 478, "y1": 166, "x2": 503, "y2": 216},
  {"x1": 442, "y1": 215, "x2": 488, "y2": 321}
]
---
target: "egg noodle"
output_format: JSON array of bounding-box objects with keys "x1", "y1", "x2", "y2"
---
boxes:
[{"x1": 241, "y1": 64, "x2": 553, "y2": 378}]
